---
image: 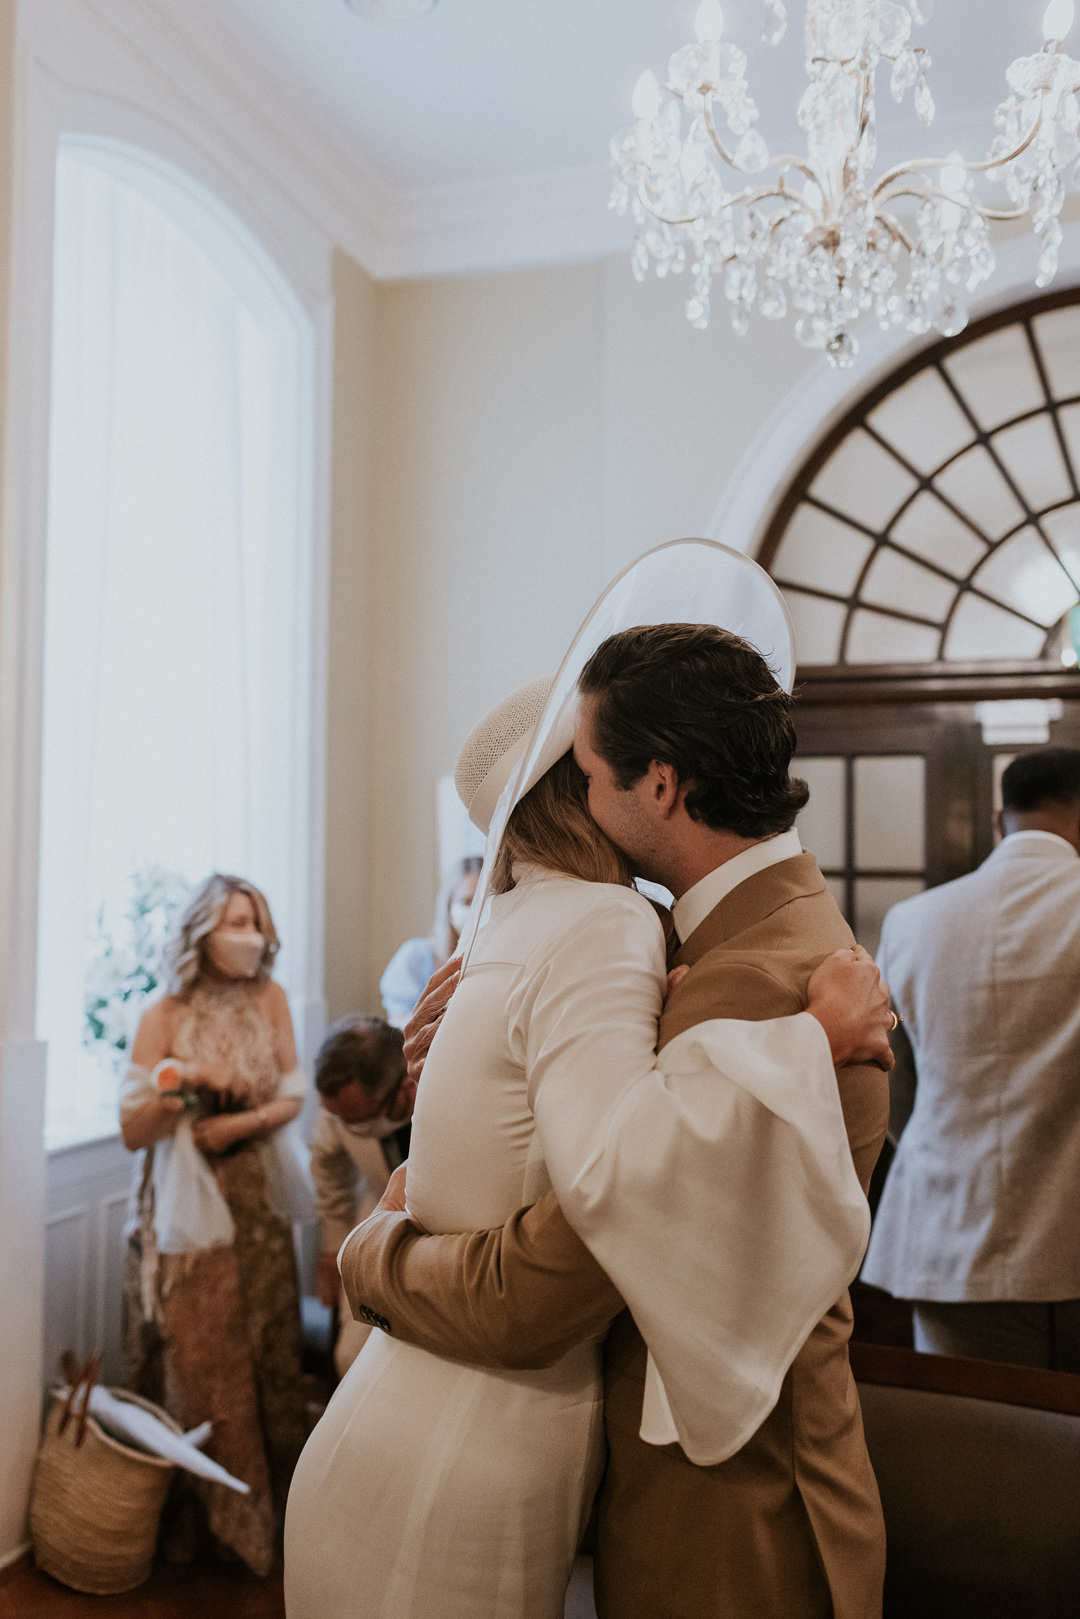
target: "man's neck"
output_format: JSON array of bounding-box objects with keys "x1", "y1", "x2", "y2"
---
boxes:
[
  {"x1": 1001, "y1": 809, "x2": 1080, "y2": 855},
  {"x1": 664, "y1": 831, "x2": 764, "y2": 900}
]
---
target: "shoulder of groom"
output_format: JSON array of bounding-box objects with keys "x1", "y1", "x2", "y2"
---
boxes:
[{"x1": 659, "y1": 954, "x2": 804, "y2": 1048}]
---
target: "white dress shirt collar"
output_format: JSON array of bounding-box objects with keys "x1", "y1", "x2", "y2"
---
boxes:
[
  {"x1": 672, "y1": 827, "x2": 803, "y2": 946},
  {"x1": 996, "y1": 829, "x2": 1079, "y2": 859}
]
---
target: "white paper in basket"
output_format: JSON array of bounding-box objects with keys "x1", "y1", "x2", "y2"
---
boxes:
[{"x1": 58, "y1": 1384, "x2": 250, "y2": 1493}]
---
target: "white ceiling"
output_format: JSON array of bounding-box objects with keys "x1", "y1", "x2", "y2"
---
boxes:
[{"x1": 215, "y1": 0, "x2": 1063, "y2": 275}]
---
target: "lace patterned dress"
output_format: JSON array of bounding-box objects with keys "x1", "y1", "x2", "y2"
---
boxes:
[{"x1": 121, "y1": 981, "x2": 308, "y2": 1576}]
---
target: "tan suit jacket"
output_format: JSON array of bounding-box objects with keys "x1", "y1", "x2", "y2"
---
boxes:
[{"x1": 341, "y1": 854, "x2": 889, "y2": 1619}]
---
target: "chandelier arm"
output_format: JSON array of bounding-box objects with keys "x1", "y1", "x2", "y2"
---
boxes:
[
  {"x1": 634, "y1": 179, "x2": 700, "y2": 227},
  {"x1": 702, "y1": 98, "x2": 821, "y2": 188},
  {"x1": 702, "y1": 100, "x2": 739, "y2": 169},
  {"x1": 875, "y1": 182, "x2": 1032, "y2": 222},
  {"x1": 871, "y1": 100, "x2": 1045, "y2": 201},
  {"x1": 876, "y1": 211, "x2": 917, "y2": 255},
  {"x1": 722, "y1": 184, "x2": 805, "y2": 212},
  {"x1": 635, "y1": 176, "x2": 797, "y2": 229}
]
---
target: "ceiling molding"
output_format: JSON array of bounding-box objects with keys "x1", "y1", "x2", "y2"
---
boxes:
[
  {"x1": 378, "y1": 161, "x2": 635, "y2": 281},
  {"x1": 28, "y1": 0, "x2": 637, "y2": 282}
]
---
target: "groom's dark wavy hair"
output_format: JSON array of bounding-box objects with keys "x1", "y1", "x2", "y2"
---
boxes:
[{"x1": 578, "y1": 624, "x2": 808, "y2": 839}]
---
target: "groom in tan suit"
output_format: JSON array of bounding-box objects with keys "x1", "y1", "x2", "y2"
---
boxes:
[{"x1": 340, "y1": 625, "x2": 890, "y2": 1619}]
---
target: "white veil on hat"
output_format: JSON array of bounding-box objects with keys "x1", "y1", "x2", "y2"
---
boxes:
[{"x1": 457, "y1": 538, "x2": 795, "y2": 967}]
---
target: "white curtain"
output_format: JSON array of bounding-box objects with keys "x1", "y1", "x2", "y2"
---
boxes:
[{"x1": 38, "y1": 143, "x2": 310, "y2": 1147}]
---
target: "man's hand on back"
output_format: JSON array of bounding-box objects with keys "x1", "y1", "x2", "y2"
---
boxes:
[
  {"x1": 375, "y1": 1163, "x2": 409, "y2": 1215},
  {"x1": 807, "y1": 946, "x2": 896, "y2": 1072}
]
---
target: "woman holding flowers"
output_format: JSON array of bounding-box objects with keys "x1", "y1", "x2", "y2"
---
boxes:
[{"x1": 120, "y1": 873, "x2": 311, "y2": 1575}]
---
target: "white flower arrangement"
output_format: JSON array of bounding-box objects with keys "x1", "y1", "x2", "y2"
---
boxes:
[{"x1": 83, "y1": 866, "x2": 190, "y2": 1072}]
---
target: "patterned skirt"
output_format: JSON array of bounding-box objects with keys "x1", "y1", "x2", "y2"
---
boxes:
[{"x1": 122, "y1": 1138, "x2": 308, "y2": 1576}]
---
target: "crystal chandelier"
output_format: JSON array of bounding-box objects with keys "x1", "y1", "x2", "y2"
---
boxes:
[{"x1": 610, "y1": 0, "x2": 1080, "y2": 367}]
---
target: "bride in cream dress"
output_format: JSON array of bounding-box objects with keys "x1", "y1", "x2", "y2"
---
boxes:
[{"x1": 285, "y1": 667, "x2": 871, "y2": 1619}]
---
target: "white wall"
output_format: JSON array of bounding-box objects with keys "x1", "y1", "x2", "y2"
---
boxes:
[{"x1": 336, "y1": 254, "x2": 820, "y2": 1010}]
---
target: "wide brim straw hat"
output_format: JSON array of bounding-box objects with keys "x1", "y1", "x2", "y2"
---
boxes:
[{"x1": 454, "y1": 537, "x2": 795, "y2": 966}]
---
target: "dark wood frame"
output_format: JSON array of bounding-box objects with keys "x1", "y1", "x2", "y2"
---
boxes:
[{"x1": 851, "y1": 1340, "x2": 1080, "y2": 1417}]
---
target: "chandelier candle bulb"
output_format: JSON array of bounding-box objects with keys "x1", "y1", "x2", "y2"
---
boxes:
[
  {"x1": 1043, "y1": 0, "x2": 1075, "y2": 43},
  {"x1": 611, "y1": 0, "x2": 1080, "y2": 366},
  {"x1": 631, "y1": 69, "x2": 662, "y2": 120},
  {"x1": 695, "y1": 0, "x2": 725, "y2": 44}
]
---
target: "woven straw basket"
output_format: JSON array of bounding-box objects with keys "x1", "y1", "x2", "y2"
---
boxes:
[{"x1": 29, "y1": 1387, "x2": 180, "y2": 1594}]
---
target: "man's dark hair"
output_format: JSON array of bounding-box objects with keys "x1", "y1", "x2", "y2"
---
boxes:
[
  {"x1": 1001, "y1": 748, "x2": 1080, "y2": 813},
  {"x1": 315, "y1": 1015, "x2": 406, "y2": 1100},
  {"x1": 578, "y1": 623, "x2": 808, "y2": 838}
]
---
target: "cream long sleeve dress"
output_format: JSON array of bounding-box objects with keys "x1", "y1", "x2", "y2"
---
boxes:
[{"x1": 283, "y1": 867, "x2": 867, "y2": 1619}]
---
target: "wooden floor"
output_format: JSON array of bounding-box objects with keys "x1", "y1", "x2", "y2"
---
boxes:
[
  {"x1": 0, "y1": 1553, "x2": 284, "y2": 1618},
  {"x1": 0, "y1": 1552, "x2": 599, "y2": 1618}
]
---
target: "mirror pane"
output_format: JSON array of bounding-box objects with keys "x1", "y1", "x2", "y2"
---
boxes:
[
  {"x1": 860, "y1": 548, "x2": 957, "y2": 622},
  {"x1": 854, "y1": 755, "x2": 925, "y2": 869},
  {"x1": 944, "y1": 593, "x2": 1047, "y2": 660},
  {"x1": 992, "y1": 416, "x2": 1073, "y2": 512},
  {"x1": 810, "y1": 429, "x2": 918, "y2": 533},
  {"x1": 846, "y1": 610, "x2": 941, "y2": 664},
  {"x1": 795, "y1": 756, "x2": 845, "y2": 870},
  {"x1": 1038, "y1": 504, "x2": 1080, "y2": 585},
  {"x1": 934, "y1": 446, "x2": 1027, "y2": 540},
  {"x1": 944, "y1": 326, "x2": 1045, "y2": 430},
  {"x1": 1032, "y1": 307, "x2": 1080, "y2": 398},
  {"x1": 855, "y1": 877, "x2": 925, "y2": 958},
  {"x1": 782, "y1": 589, "x2": 846, "y2": 665},
  {"x1": 889, "y1": 491, "x2": 986, "y2": 579},
  {"x1": 974, "y1": 527, "x2": 1078, "y2": 628},
  {"x1": 1055, "y1": 402, "x2": 1080, "y2": 487},
  {"x1": 773, "y1": 504, "x2": 874, "y2": 595},
  {"x1": 867, "y1": 370, "x2": 974, "y2": 475}
]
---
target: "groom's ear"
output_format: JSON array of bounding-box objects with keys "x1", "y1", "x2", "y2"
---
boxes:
[{"x1": 651, "y1": 760, "x2": 682, "y2": 816}]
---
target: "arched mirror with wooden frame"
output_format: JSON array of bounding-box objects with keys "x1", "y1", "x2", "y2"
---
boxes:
[{"x1": 758, "y1": 287, "x2": 1080, "y2": 1357}]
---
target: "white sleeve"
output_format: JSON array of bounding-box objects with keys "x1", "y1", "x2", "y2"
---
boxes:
[
  {"x1": 119, "y1": 1064, "x2": 156, "y2": 1126},
  {"x1": 514, "y1": 893, "x2": 870, "y2": 1468},
  {"x1": 277, "y1": 1063, "x2": 308, "y2": 1100}
]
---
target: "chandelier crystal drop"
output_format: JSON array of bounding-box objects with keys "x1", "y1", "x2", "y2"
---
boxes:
[{"x1": 610, "y1": 1, "x2": 1080, "y2": 367}]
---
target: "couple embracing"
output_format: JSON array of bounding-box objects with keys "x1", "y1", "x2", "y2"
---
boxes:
[{"x1": 285, "y1": 542, "x2": 894, "y2": 1619}]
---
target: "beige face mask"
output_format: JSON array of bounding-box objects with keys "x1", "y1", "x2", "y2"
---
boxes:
[{"x1": 207, "y1": 929, "x2": 265, "y2": 979}]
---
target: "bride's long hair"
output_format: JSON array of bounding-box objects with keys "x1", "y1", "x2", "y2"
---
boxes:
[{"x1": 491, "y1": 751, "x2": 633, "y2": 895}]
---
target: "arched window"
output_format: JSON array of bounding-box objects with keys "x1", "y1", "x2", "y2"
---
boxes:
[
  {"x1": 37, "y1": 138, "x2": 316, "y2": 1147},
  {"x1": 758, "y1": 290, "x2": 1080, "y2": 957},
  {"x1": 761, "y1": 289, "x2": 1080, "y2": 668}
]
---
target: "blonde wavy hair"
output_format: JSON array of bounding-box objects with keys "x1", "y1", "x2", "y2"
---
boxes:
[
  {"x1": 491, "y1": 751, "x2": 633, "y2": 895},
  {"x1": 162, "y1": 873, "x2": 279, "y2": 997}
]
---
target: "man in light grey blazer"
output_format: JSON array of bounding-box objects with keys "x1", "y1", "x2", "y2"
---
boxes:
[{"x1": 863, "y1": 747, "x2": 1080, "y2": 1370}]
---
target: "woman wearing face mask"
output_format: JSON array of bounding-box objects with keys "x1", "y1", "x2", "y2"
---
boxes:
[
  {"x1": 379, "y1": 855, "x2": 483, "y2": 1029},
  {"x1": 119, "y1": 873, "x2": 311, "y2": 1577}
]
